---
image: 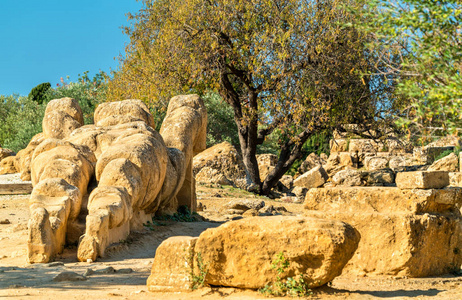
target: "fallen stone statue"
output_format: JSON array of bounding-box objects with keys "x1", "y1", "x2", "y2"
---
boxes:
[{"x1": 22, "y1": 95, "x2": 206, "y2": 263}]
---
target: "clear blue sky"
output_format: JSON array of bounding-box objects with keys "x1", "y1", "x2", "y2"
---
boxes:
[{"x1": 0, "y1": 0, "x2": 143, "y2": 96}]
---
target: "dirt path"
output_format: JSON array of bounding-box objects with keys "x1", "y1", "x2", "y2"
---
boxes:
[{"x1": 1, "y1": 184, "x2": 462, "y2": 299}]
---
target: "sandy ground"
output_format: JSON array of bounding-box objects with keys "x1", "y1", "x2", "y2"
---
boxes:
[{"x1": 1, "y1": 182, "x2": 462, "y2": 299}]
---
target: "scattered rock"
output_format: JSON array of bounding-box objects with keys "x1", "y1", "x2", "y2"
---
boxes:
[
  {"x1": 332, "y1": 169, "x2": 364, "y2": 186},
  {"x1": 0, "y1": 219, "x2": 10, "y2": 224},
  {"x1": 94, "y1": 266, "x2": 115, "y2": 274},
  {"x1": 428, "y1": 152, "x2": 458, "y2": 172},
  {"x1": 293, "y1": 165, "x2": 328, "y2": 188},
  {"x1": 52, "y1": 271, "x2": 86, "y2": 282},
  {"x1": 364, "y1": 156, "x2": 389, "y2": 171},
  {"x1": 299, "y1": 153, "x2": 326, "y2": 174},
  {"x1": 221, "y1": 199, "x2": 265, "y2": 212},
  {"x1": 147, "y1": 236, "x2": 197, "y2": 292},
  {"x1": 116, "y1": 268, "x2": 133, "y2": 274},
  {"x1": 193, "y1": 142, "x2": 246, "y2": 184},
  {"x1": 396, "y1": 171, "x2": 449, "y2": 189}
]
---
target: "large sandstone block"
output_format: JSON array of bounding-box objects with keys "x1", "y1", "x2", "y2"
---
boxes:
[
  {"x1": 304, "y1": 187, "x2": 462, "y2": 215},
  {"x1": 298, "y1": 153, "x2": 325, "y2": 174},
  {"x1": 293, "y1": 165, "x2": 328, "y2": 188},
  {"x1": 147, "y1": 236, "x2": 197, "y2": 292},
  {"x1": 194, "y1": 216, "x2": 360, "y2": 289},
  {"x1": 304, "y1": 187, "x2": 462, "y2": 277},
  {"x1": 305, "y1": 211, "x2": 462, "y2": 277},
  {"x1": 364, "y1": 156, "x2": 388, "y2": 171},
  {"x1": 396, "y1": 171, "x2": 449, "y2": 189}
]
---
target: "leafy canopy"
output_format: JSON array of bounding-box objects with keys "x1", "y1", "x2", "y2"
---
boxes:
[
  {"x1": 111, "y1": 0, "x2": 395, "y2": 193},
  {"x1": 354, "y1": 0, "x2": 462, "y2": 143}
]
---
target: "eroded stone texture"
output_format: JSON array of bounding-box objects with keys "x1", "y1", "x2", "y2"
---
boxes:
[
  {"x1": 293, "y1": 165, "x2": 328, "y2": 188},
  {"x1": 194, "y1": 216, "x2": 360, "y2": 289},
  {"x1": 26, "y1": 96, "x2": 207, "y2": 263},
  {"x1": 396, "y1": 171, "x2": 449, "y2": 189},
  {"x1": 147, "y1": 236, "x2": 197, "y2": 292},
  {"x1": 304, "y1": 187, "x2": 462, "y2": 277},
  {"x1": 428, "y1": 152, "x2": 459, "y2": 172},
  {"x1": 193, "y1": 141, "x2": 245, "y2": 185}
]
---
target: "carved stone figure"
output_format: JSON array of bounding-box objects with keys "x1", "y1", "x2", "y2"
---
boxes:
[{"x1": 26, "y1": 95, "x2": 207, "y2": 263}]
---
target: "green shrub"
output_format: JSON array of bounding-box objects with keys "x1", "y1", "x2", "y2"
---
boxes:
[
  {"x1": 29, "y1": 82, "x2": 51, "y2": 104},
  {"x1": 202, "y1": 92, "x2": 239, "y2": 148},
  {"x1": 45, "y1": 72, "x2": 107, "y2": 124},
  {"x1": 0, "y1": 95, "x2": 45, "y2": 152}
]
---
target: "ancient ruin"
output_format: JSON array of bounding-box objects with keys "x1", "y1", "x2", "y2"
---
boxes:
[{"x1": 2, "y1": 95, "x2": 207, "y2": 263}]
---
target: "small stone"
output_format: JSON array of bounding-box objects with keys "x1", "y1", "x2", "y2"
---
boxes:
[
  {"x1": 94, "y1": 266, "x2": 115, "y2": 274},
  {"x1": 86, "y1": 259, "x2": 93, "y2": 263},
  {"x1": 52, "y1": 271, "x2": 86, "y2": 282},
  {"x1": 116, "y1": 268, "x2": 133, "y2": 274},
  {"x1": 83, "y1": 268, "x2": 94, "y2": 277},
  {"x1": 0, "y1": 219, "x2": 11, "y2": 224}
]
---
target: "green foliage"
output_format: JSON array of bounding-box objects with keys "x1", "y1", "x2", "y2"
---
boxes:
[
  {"x1": 154, "y1": 205, "x2": 202, "y2": 222},
  {"x1": 45, "y1": 71, "x2": 108, "y2": 124},
  {"x1": 0, "y1": 95, "x2": 45, "y2": 152},
  {"x1": 29, "y1": 82, "x2": 51, "y2": 104},
  {"x1": 352, "y1": 0, "x2": 462, "y2": 143},
  {"x1": 112, "y1": 0, "x2": 394, "y2": 194},
  {"x1": 202, "y1": 92, "x2": 239, "y2": 148},
  {"x1": 191, "y1": 252, "x2": 208, "y2": 290},
  {"x1": 434, "y1": 146, "x2": 461, "y2": 162},
  {"x1": 259, "y1": 252, "x2": 313, "y2": 297}
]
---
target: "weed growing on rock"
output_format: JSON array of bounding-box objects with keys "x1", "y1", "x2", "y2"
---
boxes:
[
  {"x1": 154, "y1": 205, "x2": 203, "y2": 222},
  {"x1": 190, "y1": 252, "x2": 208, "y2": 290},
  {"x1": 259, "y1": 252, "x2": 313, "y2": 297}
]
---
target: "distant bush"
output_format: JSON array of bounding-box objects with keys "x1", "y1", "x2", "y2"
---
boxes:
[
  {"x1": 0, "y1": 95, "x2": 45, "y2": 152},
  {"x1": 45, "y1": 71, "x2": 108, "y2": 124},
  {"x1": 202, "y1": 92, "x2": 239, "y2": 148},
  {"x1": 29, "y1": 82, "x2": 51, "y2": 104}
]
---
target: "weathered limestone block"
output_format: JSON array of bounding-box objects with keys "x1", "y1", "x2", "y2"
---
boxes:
[
  {"x1": 304, "y1": 210, "x2": 462, "y2": 277},
  {"x1": 364, "y1": 156, "x2": 388, "y2": 171},
  {"x1": 279, "y1": 174, "x2": 294, "y2": 191},
  {"x1": 194, "y1": 216, "x2": 360, "y2": 289},
  {"x1": 414, "y1": 146, "x2": 454, "y2": 165},
  {"x1": 304, "y1": 187, "x2": 462, "y2": 215},
  {"x1": 293, "y1": 165, "x2": 328, "y2": 188},
  {"x1": 147, "y1": 236, "x2": 197, "y2": 292},
  {"x1": 94, "y1": 99, "x2": 155, "y2": 128},
  {"x1": 298, "y1": 153, "x2": 326, "y2": 174},
  {"x1": 329, "y1": 139, "x2": 348, "y2": 152},
  {"x1": 428, "y1": 152, "x2": 459, "y2": 172},
  {"x1": 364, "y1": 169, "x2": 395, "y2": 186},
  {"x1": 195, "y1": 167, "x2": 233, "y2": 186},
  {"x1": 304, "y1": 187, "x2": 462, "y2": 276},
  {"x1": 257, "y1": 153, "x2": 278, "y2": 180},
  {"x1": 332, "y1": 169, "x2": 364, "y2": 187},
  {"x1": 396, "y1": 171, "x2": 449, "y2": 189},
  {"x1": 388, "y1": 155, "x2": 414, "y2": 171},
  {"x1": 426, "y1": 135, "x2": 462, "y2": 148},
  {"x1": 193, "y1": 141, "x2": 245, "y2": 183},
  {"x1": 449, "y1": 172, "x2": 462, "y2": 187},
  {"x1": 349, "y1": 139, "x2": 385, "y2": 153},
  {"x1": 14, "y1": 133, "x2": 46, "y2": 181}
]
